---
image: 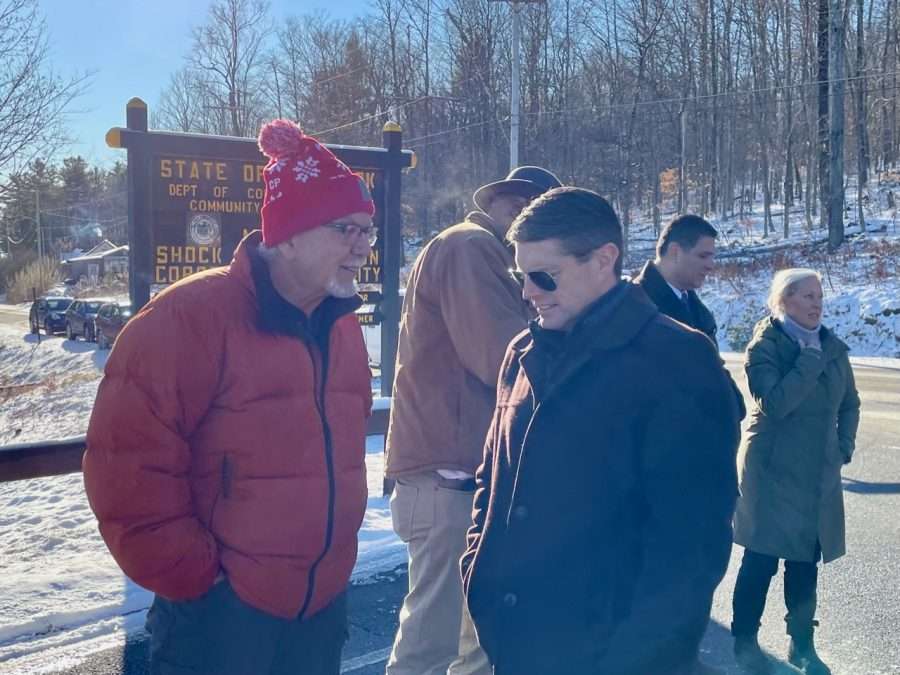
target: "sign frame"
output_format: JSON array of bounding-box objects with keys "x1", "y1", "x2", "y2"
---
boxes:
[{"x1": 107, "y1": 98, "x2": 414, "y2": 396}]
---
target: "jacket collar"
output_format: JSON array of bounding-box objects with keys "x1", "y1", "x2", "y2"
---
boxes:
[
  {"x1": 758, "y1": 316, "x2": 849, "y2": 361},
  {"x1": 635, "y1": 260, "x2": 693, "y2": 324},
  {"x1": 231, "y1": 230, "x2": 363, "y2": 341},
  {"x1": 635, "y1": 260, "x2": 719, "y2": 340},
  {"x1": 518, "y1": 281, "x2": 658, "y2": 399},
  {"x1": 465, "y1": 210, "x2": 511, "y2": 250}
]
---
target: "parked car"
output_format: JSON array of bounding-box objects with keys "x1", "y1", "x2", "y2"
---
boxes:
[
  {"x1": 29, "y1": 296, "x2": 73, "y2": 335},
  {"x1": 94, "y1": 301, "x2": 132, "y2": 349},
  {"x1": 64, "y1": 299, "x2": 108, "y2": 341}
]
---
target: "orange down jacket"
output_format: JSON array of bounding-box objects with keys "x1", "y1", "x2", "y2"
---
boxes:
[{"x1": 83, "y1": 232, "x2": 372, "y2": 620}]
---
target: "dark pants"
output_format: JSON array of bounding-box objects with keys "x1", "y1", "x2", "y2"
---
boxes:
[
  {"x1": 147, "y1": 580, "x2": 348, "y2": 675},
  {"x1": 731, "y1": 548, "x2": 819, "y2": 639}
]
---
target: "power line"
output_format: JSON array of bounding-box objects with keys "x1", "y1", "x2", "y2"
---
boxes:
[
  {"x1": 35, "y1": 196, "x2": 127, "y2": 219},
  {"x1": 525, "y1": 67, "x2": 900, "y2": 120},
  {"x1": 312, "y1": 96, "x2": 431, "y2": 137},
  {"x1": 6, "y1": 189, "x2": 127, "y2": 219},
  {"x1": 312, "y1": 63, "x2": 369, "y2": 86},
  {"x1": 405, "y1": 117, "x2": 499, "y2": 148},
  {"x1": 404, "y1": 71, "x2": 900, "y2": 149},
  {"x1": 310, "y1": 65, "x2": 496, "y2": 138}
]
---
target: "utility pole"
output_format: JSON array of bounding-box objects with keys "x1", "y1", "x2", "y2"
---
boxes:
[
  {"x1": 35, "y1": 189, "x2": 44, "y2": 291},
  {"x1": 490, "y1": 0, "x2": 545, "y2": 171},
  {"x1": 510, "y1": 3, "x2": 521, "y2": 170},
  {"x1": 35, "y1": 189, "x2": 43, "y2": 261}
]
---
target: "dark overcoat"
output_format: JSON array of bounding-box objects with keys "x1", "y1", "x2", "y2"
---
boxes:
[
  {"x1": 633, "y1": 260, "x2": 718, "y2": 343},
  {"x1": 633, "y1": 260, "x2": 747, "y2": 421},
  {"x1": 461, "y1": 282, "x2": 742, "y2": 675},
  {"x1": 733, "y1": 317, "x2": 861, "y2": 563}
]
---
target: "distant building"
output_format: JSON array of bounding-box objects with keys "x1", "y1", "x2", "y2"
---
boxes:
[{"x1": 62, "y1": 240, "x2": 128, "y2": 283}]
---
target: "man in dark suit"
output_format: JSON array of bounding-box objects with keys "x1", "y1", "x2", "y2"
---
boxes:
[
  {"x1": 634, "y1": 214, "x2": 719, "y2": 345},
  {"x1": 634, "y1": 214, "x2": 744, "y2": 675}
]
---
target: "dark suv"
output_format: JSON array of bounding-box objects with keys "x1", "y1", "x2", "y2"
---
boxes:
[
  {"x1": 94, "y1": 301, "x2": 132, "y2": 349},
  {"x1": 29, "y1": 296, "x2": 73, "y2": 335},
  {"x1": 65, "y1": 299, "x2": 107, "y2": 341}
]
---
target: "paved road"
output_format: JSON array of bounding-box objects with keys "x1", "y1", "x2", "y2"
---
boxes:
[
  {"x1": 711, "y1": 356, "x2": 900, "y2": 674},
  {"x1": 2, "y1": 356, "x2": 898, "y2": 675}
]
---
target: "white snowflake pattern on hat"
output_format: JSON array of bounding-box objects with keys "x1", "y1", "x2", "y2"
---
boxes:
[
  {"x1": 329, "y1": 162, "x2": 351, "y2": 179},
  {"x1": 293, "y1": 156, "x2": 321, "y2": 183}
]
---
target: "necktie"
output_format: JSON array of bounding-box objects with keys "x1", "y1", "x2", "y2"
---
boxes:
[{"x1": 680, "y1": 291, "x2": 692, "y2": 316}]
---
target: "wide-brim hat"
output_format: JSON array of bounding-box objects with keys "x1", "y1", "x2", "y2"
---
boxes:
[{"x1": 473, "y1": 165, "x2": 562, "y2": 212}]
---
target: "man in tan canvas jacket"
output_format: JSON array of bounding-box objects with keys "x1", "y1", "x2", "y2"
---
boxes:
[{"x1": 384, "y1": 167, "x2": 562, "y2": 675}]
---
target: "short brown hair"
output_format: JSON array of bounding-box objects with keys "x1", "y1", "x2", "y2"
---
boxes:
[
  {"x1": 507, "y1": 187, "x2": 623, "y2": 275},
  {"x1": 657, "y1": 215, "x2": 718, "y2": 257}
]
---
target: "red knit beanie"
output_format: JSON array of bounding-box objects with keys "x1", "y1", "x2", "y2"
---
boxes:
[{"x1": 257, "y1": 119, "x2": 375, "y2": 247}]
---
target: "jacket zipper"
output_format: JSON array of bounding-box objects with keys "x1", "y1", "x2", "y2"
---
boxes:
[
  {"x1": 208, "y1": 454, "x2": 232, "y2": 532},
  {"x1": 298, "y1": 341, "x2": 337, "y2": 620}
]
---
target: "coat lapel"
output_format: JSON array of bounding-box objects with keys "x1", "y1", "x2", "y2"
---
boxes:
[
  {"x1": 522, "y1": 283, "x2": 659, "y2": 402},
  {"x1": 635, "y1": 260, "x2": 693, "y2": 325}
]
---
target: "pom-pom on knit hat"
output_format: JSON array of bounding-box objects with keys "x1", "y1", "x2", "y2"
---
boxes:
[{"x1": 257, "y1": 119, "x2": 375, "y2": 247}]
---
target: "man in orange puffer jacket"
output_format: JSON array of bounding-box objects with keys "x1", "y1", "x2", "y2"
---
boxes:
[{"x1": 84, "y1": 119, "x2": 375, "y2": 675}]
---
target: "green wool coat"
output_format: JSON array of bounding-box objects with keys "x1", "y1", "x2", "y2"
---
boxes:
[{"x1": 733, "y1": 317, "x2": 861, "y2": 563}]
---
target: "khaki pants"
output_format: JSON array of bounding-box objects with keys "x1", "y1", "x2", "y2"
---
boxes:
[{"x1": 386, "y1": 472, "x2": 492, "y2": 675}]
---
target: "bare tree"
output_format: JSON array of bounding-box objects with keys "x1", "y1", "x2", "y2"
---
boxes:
[
  {"x1": 828, "y1": 0, "x2": 846, "y2": 249},
  {"x1": 0, "y1": 0, "x2": 89, "y2": 180},
  {"x1": 618, "y1": 0, "x2": 668, "y2": 254},
  {"x1": 744, "y1": 0, "x2": 775, "y2": 236},
  {"x1": 154, "y1": 67, "x2": 209, "y2": 132},
  {"x1": 817, "y1": 0, "x2": 830, "y2": 229},
  {"x1": 851, "y1": 0, "x2": 869, "y2": 231},
  {"x1": 138, "y1": 0, "x2": 900, "y2": 251},
  {"x1": 189, "y1": 0, "x2": 270, "y2": 137},
  {"x1": 782, "y1": 0, "x2": 794, "y2": 237},
  {"x1": 802, "y1": 0, "x2": 818, "y2": 230}
]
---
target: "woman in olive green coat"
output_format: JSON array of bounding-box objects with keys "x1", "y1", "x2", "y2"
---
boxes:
[{"x1": 730, "y1": 268, "x2": 860, "y2": 675}]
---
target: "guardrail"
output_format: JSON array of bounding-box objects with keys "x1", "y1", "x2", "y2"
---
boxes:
[{"x1": 0, "y1": 406, "x2": 390, "y2": 484}]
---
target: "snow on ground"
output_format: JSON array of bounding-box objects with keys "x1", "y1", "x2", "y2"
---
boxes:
[
  {"x1": 703, "y1": 248, "x2": 900, "y2": 357},
  {"x1": 0, "y1": 440, "x2": 400, "y2": 666},
  {"x1": 622, "y1": 191, "x2": 900, "y2": 357},
  {"x1": 0, "y1": 331, "x2": 105, "y2": 445},
  {"x1": 0, "y1": 437, "x2": 401, "y2": 667},
  {"x1": 1, "y1": 184, "x2": 898, "y2": 666},
  {"x1": 0, "y1": 323, "x2": 402, "y2": 666}
]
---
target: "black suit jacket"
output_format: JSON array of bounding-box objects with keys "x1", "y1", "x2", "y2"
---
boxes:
[
  {"x1": 633, "y1": 260, "x2": 747, "y2": 421},
  {"x1": 633, "y1": 260, "x2": 718, "y2": 344}
]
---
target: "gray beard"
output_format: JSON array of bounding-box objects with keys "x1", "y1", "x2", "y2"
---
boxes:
[{"x1": 327, "y1": 276, "x2": 359, "y2": 298}]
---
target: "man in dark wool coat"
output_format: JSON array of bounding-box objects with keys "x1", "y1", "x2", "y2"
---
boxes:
[
  {"x1": 460, "y1": 187, "x2": 742, "y2": 675},
  {"x1": 634, "y1": 214, "x2": 720, "y2": 345}
]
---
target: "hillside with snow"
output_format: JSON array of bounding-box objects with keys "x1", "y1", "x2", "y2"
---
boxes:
[
  {"x1": 703, "y1": 222, "x2": 900, "y2": 356},
  {"x1": 678, "y1": 181, "x2": 900, "y2": 356}
]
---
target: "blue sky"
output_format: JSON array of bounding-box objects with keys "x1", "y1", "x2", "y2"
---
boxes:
[{"x1": 42, "y1": 0, "x2": 370, "y2": 167}]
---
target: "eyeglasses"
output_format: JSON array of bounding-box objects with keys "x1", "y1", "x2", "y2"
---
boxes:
[
  {"x1": 324, "y1": 222, "x2": 378, "y2": 247},
  {"x1": 508, "y1": 268, "x2": 558, "y2": 292}
]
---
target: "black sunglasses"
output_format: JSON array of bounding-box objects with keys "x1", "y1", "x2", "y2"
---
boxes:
[{"x1": 509, "y1": 268, "x2": 558, "y2": 292}]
